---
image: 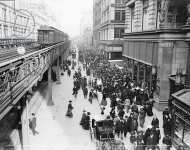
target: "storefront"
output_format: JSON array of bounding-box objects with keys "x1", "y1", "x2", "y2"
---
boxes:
[
  {"x1": 122, "y1": 41, "x2": 158, "y2": 97},
  {"x1": 171, "y1": 89, "x2": 190, "y2": 149},
  {"x1": 106, "y1": 45, "x2": 123, "y2": 60}
]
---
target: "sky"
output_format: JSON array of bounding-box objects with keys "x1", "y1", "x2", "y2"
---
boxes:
[
  {"x1": 4, "y1": 0, "x2": 93, "y2": 37},
  {"x1": 44, "y1": 0, "x2": 93, "y2": 37}
]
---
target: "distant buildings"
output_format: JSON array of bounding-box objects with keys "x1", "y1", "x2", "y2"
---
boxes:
[
  {"x1": 0, "y1": 0, "x2": 59, "y2": 40},
  {"x1": 93, "y1": 0, "x2": 125, "y2": 59},
  {"x1": 78, "y1": 12, "x2": 93, "y2": 51},
  {"x1": 0, "y1": 2, "x2": 33, "y2": 39}
]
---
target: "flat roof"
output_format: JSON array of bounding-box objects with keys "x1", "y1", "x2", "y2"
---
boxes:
[{"x1": 172, "y1": 89, "x2": 190, "y2": 106}]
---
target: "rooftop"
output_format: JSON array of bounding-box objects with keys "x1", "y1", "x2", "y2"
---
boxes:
[{"x1": 172, "y1": 89, "x2": 190, "y2": 106}]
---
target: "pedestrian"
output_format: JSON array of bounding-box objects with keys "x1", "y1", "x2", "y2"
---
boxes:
[
  {"x1": 82, "y1": 112, "x2": 91, "y2": 130},
  {"x1": 139, "y1": 106, "x2": 146, "y2": 128},
  {"x1": 72, "y1": 86, "x2": 78, "y2": 98},
  {"x1": 120, "y1": 119, "x2": 125, "y2": 139},
  {"x1": 115, "y1": 117, "x2": 121, "y2": 138},
  {"x1": 143, "y1": 125, "x2": 152, "y2": 145},
  {"x1": 66, "y1": 100, "x2": 73, "y2": 118},
  {"x1": 163, "y1": 115, "x2": 172, "y2": 136},
  {"x1": 125, "y1": 98, "x2": 130, "y2": 113},
  {"x1": 29, "y1": 113, "x2": 39, "y2": 135},
  {"x1": 130, "y1": 131, "x2": 136, "y2": 143},
  {"x1": 80, "y1": 110, "x2": 87, "y2": 126},
  {"x1": 131, "y1": 115, "x2": 138, "y2": 132},
  {"x1": 163, "y1": 134, "x2": 172, "y2": 150},
  {"x1": 131, "y1": 102, "x2": 138, "y2": 114},
  {"x1": 110, "y1": 107, "x2": 116, "y2": 119},
  {"x1": 151, "y1": 116, "x2": 159, "y2": 128},
  {"x1": 83, "y1": 87, "x2": 88, "y2": 99},
  {"x1": 136, "y1": 131, "x2": 145, "y2": 150},
  {"x1": 146, "y1": 101, "x2": 153, "y2": 117},
  {"x1": 101, "y1": 96, "x2": 107, "y2": 107},
  {"x1": 118, "y1": 108, "x2": 125, "y2": 119},
  {"x1": 67, "y1": 69, "x2": 71, "y2": 77},
  {"x1": 123, "y1": 116, "x2": 129, "y2": 138},
  {"x1": 88, "y1": 90, "x2": 93, "y2": 104}
]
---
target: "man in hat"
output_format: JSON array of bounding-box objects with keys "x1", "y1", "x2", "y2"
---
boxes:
[
  {"x1": 29, "y1": 113, "x2": 39, "y2": 135},
  {"x1": 151, "y1": 115, "x2": 159, "y2": 128},
  {"x1": 83, "y1": 112, "x2": 91, "y2": 130},
  {"x1": 123, "y1": 115, "x2": 130, "y2": 138}
]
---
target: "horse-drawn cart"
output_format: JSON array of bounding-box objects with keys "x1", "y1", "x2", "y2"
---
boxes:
[{"x1": 91, "y1": 119, "x2": 126, "y2": 150}]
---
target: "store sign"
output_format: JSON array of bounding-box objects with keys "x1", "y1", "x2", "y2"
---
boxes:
[
  {"x1": 113, "y1": 47, "x2": 122, "y2": 52},
  {"x1": 160, "y1": 42, "x2": 173, "y2": 48}
]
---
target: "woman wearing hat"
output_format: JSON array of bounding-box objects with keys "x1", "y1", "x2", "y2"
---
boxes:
[
  {"x1": 139, "y1": 106, "x2": 146, "y2": 128},
  {"x1": 82, "y1": 112, "x2": 91, "y2": 130},
  {"x1": 80, "y1": 110, "x2": 87, "y2": 126},
  {"x1": 66, "y1": 100, "x2": 73, "y2": 118}
]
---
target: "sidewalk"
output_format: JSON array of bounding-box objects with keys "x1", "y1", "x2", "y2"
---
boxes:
[
  {"x1": 27, "y1": 70, "x2": 97, "y2": 150},
  {"x1": 26, "y1": 62, "x2": 176, "y2": 150}
]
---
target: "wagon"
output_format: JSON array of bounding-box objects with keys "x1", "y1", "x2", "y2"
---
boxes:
[
  {"x1": 95, "y1": 119, "x2": 114, "y2": 141},
  {"x1": 92, "y1": 119, "x2": 115, "y2": 150},
  {"x1": 90, "y1": 118, "x2": 127, "y2": 150}
]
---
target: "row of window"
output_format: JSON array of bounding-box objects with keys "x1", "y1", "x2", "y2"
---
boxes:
[
  {"x1": 128, "y1": 0, "x2": 150, "y2": 32},
  {"x1": 115, "y1": 0, "x2": 125, "y2": 4},
  {"x1": 97, "y1": 27, "x2": 125, "y2": 40},
  {"x1": 0, "y1": 4, "x2": 30, "y2": 30},
  {"x1": 114, "y1": 27, "x2": 124, "y2": 38},
  {"x1": 0, "y1": 24, "x2": 31, "y2": 38},
  {"x1": 115, "y1": 10, "x2": 125, "y2": 21}
]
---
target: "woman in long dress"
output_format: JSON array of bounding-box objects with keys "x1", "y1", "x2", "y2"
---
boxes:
[{"x1": 66, "y1": 100, "x2": 73, "y2": 118}]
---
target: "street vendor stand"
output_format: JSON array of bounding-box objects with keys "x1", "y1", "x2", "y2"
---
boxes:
[{"x1": 171, "y1": 89, "x2": 190, "y2": 149}]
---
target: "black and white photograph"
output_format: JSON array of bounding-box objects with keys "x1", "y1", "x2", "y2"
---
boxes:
[{"x1": 0, "y1": 0, "x2": 189, "y2": 150}]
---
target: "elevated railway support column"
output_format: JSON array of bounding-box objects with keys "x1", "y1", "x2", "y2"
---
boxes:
[
  {"x1": 61, "y1": 53, "x2": 64, "y2": 70},
  {"x1": 47, "y1": 66, "x2": 54, "y2": 106},
  {"x1": 56, "y1": 52, "x2": 61, "y2": 84}
]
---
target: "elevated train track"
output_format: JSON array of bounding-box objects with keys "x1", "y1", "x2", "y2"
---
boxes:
[
  {"x1": 0, "y1": 42, "x2": 67, "y2": 120},
  {"x1": 0, "y1": 25, "x2": 70, "y2": 121},
  {"x1": 0, "y1": 41, "x2": 63, "y2": 66}
]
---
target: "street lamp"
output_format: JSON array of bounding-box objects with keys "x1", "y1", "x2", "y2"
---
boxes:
[{"x1": 17, "y1": 46, "x2": 26, "y2": 55}]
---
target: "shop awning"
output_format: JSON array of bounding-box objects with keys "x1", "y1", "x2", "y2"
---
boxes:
[
  {"x1": 172, "y1": 89, "x2": 190, "y2": 106},
  {"x1": 105, "y1": 46, "x2": 122, "y2": 52}
]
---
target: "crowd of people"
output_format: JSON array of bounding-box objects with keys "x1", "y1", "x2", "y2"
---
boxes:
[
  {"x1": 63, "y1": 51, "x2": 173, "y2": 150},
  {"x1": 80, "y1": 51, "x2": 173, "y2": 150}
]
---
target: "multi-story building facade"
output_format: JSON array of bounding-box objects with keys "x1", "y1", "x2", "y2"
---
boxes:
[
  {"x1": 0, "y1": 2, "x2": 33, "y2": 39},
  {"x1": 122, "y1": 0, "x2": 190, "y2": 109},
  {"x1": 93, "y1": 0, "x2": 125, "y2": 59},
  {"x1": 1, "y1": 0, "x2": 59, "y2": 40}
]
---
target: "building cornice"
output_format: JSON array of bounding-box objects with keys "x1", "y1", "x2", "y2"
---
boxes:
[{"x1": 123, "y1": 26, "x2": 190, "y2": 41}]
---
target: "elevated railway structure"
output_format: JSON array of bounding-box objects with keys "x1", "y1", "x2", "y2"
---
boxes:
[
  {"x1": 0, "y1": 41, "x2": 69, "y2": 120},
  {"x1": 0, "y1": 26, "x2": 70, "y2": 149}
]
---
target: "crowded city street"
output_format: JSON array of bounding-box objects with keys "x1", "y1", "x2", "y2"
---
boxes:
[
  {"x1": 0, "y1": 0, "x2": 190, "y2": 150},
  {"x1": 25, "y1": 49, "x2": 175, "y2": 150}
]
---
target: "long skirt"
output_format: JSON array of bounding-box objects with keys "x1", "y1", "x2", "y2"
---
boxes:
[{"x1": 66, "y1": 109, "x2": 73, "y2": 118}]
